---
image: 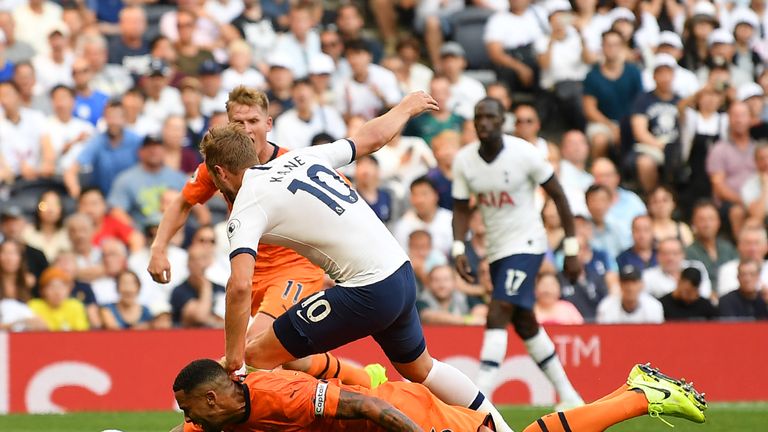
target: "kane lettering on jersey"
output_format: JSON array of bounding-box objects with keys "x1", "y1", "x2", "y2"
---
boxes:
[
  {"x1": 452, "y1": 135, "x2": 554, "y2": 263},
  {"x1": 227, "y1": 139, "x2": 409, "y2": 287}
]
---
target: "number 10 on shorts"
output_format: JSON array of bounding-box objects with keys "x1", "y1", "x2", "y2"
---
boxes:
[
  {"x1": 505, "y1": 270, "x2": 527, "y2": 297},
  {"x1": 296, "y1": 291, "x2": 332, "y2": 323}
]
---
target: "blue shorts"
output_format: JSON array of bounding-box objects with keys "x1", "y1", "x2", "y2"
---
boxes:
[
  {"x1": 273, "y1": 262, "x2": 427, "y2": 364},
  {"x1": 489, "y1": 253, "x2": 544, "y2": 310}
]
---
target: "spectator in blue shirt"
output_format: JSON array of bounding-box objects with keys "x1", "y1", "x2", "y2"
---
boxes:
[
  {"x1": 72, "y1": 57, "x2": 110, "y2": 126},
  {"x1": 591, "y1": 157, "x2": 647, "y2": 250},
  {"x1": 0, "y1": 29, "x2": 14, "y2": 82},
  {"x1": 170, "y1": 245, "x2": 224, "y2": 328},
  {"x1": 64, "y1": 100, "x2": 143, "y2": 198},
  {"x1": 426, "y1": 130, "x2": 459, "y2": 210},
  {"x1": 617, "y1": 215, "x2": 658, "y2": 271}
]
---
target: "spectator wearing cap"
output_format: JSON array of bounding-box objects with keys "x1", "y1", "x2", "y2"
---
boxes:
[
  {"x1": 229, "y1": 0, "x2": 277, "y2": 66},
  {"x1": 586, "y1": 184, "x2": 624, "y2": 263},
  {"x1": 439, "y1": 42, "x2": 485, "y2": 121},
  {"x1": 0, "y1": 81, "x2": 50, "y2": 182},
  {"x1": 180, "y1": 78, "x2": 208, "y2": 147},
  {"x1": 534, "y1": 272, "x2": 584, "y2": 325},
  {"x1": 174, "y1": 9, "x2": 215, "y2": 77},
  {"x1": 40, "y1": 85, "x2": 93, "y2": 175},
  {"x1": 12, "y1": 0, "x2": 64, "y2": 57},
  {"x1": 583, "y1": 30, "x2": 643, "y2": 160},
  {"x1": 0, "y1": 12, "x2": 34, "y2": 64},
  {"x1": 685, "y1": 200, "x2": 737, "y2": 288},
  {"x1": 731, "y1": 8, "x2": 763, "y2": 85},
  {"x1": 737, "y1": 83, "x2": 768, "y2": 140},
  {"x1": 271, "y1": 78, "x2": 346, "y2": 150},
  {"x1": 307, "y1": 53, "x2": 335, "y2": 107},
  {"x1": 706, "y1": 102, "x2": 756, "y2": 238},
  {"x1": 402, "y1": 75, "x2": 464, "y2": 146},
  {"x1": 28, "y1": 266, "x2": 89, "y2": 331},
  {"x1": 642, "y1": 237, "x2": 712, "y2": 300},
  {"x1": 161, "y1": 115, "x2": 201, "y2": 174},
  {"x1": 395, "y1": 176, "x2": 453, "y2": 257},
  {"x1": 559, "y1": 130, "x2": 594, "y2": 192},
  {"x1": 591, "y1": 157, "x2": 647, "y2": 249},
  {"x1": 597, "y1": 264, "x2": 664, "y2": 324},
  {"x1": 741, "y1": 144, "x2": 768, "y2": 224},
  {"x1": 355, "y1": 155, "x2": 396, "y2": 225},
  {"x1": 629, "y1": 53, "x2": 682, "y2": 193},
  {"x1": 333, "y1": 39, "x2": 400, "y2": 121},
  {"x1": 642, "y1": 31, "x2": 700, "y2": 99},
  {"x1": 221, "y1": 40, "x2": 265, "y2": 93},
  {"x1": 617, "y1": 214, "x2": 657, "y2": 271},
  {"x1": 702, "y1": 28, "x2": 751, "y2": 89},
  {"x1": 269, "y1": 1, "x2": 321, "y2": 80},
  {"x1": 414, "y1": 0, "x2": 463, "y2": 71},
  {"x1": 395, "y1": 37, "x2": 433, "y2": 94},
  {"x1": 122, "y1": 87, "x2": 160, "y2": 138},
  {"x1": 79, "y1": 34, "x2": 132, "y2": 99},
  {"x1": 159, "y1": 0, "x2": 220, "y2": 50},
  {"x1": 335, "y1": 3, "x2": 383, "y2": 64},
  {"x1": 484, "y1": 0, "x2": 546, "y2": 92},
  {"x1": 31, "y1": 27, "x2": 73, "y2": 93},
  {"x1": 100, "y1": 269, "x2": 153, "y2": 329},
  {"x1": 0, "y1": 28, "x2": 13, "y2": 82},
  {"x1": 70, "y1": 57, "x2": 109, "y2": 127},
  {"x1": 107, "y1": 6, "x2": 150, "y2": 77},
  {"x1": 107, "y1": 135, "x2": 187, "y2": 232},
  {"x1": 426, "y1": 130, "x2": 460, "y2": 211},
  {"x1": 717, "y1": 225, "x2": 768, "y2": 297},
  {"x1": 535, "y1": 0, "x2": 594, "y2": 130},
  {"x1": 719, "y1": 258, "x2": 768, "y2": 320},
  {"x1": 142, "y1": 58, "x2": 184, "y2": 124},
  {"x1": 198, "y1": 60, "x2": 228, "y2": 118},
  {"x1": 660, "y1": 266, "x2": 717, "y2": 321},
  {"x1": 264, "y1": 53, "x2": 295, "y2": 119},
  {"x1": 64, "y1": 100, "x2": 143, "y2": 198},
  {"x1": 149, "y1": 36, "x2": 182, "y2": 87},
  {"x1": 682, "y1": 1, "x2": 719, "y2": 73}
]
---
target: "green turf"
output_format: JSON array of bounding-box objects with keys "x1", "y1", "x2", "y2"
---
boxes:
[{"x1": 0, "y1": 403, "x2": 765, "y2": 431}]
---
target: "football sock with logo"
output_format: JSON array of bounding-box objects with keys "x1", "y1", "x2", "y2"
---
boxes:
[
  {"x1": 524, "y1": 328, "x2": 581, "y2": 403},
  {"x1": 477, "y1": 328, "x2": 508, "y2": 398},
  {"x1": 522, "y1": 389, "x2": 647, "y2": 432},
  {"x1": 422, "y1": 359, "x2": 514, "y2": 432},
  {"x1": 305, "y1": 353, "x2": 372, "y2": 388}
]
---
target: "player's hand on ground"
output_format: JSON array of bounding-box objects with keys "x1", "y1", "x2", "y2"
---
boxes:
[
  {"x1": 148, "y1": 250, "x2": 172, "y2": 284},
  {"x1": 400, "y1": 91, "x2": 439, "y2": 117},
  {"x1": 563, "y1": 256, "x2": 581, "y2": 282},
  {"x1": 454, "y1": 254, "x2": 474, "y2": 282}
]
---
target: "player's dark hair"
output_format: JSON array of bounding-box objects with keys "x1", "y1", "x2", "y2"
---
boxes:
[
  {"x1": 475, "y1": 97, "x2": 505, "y2": 116},
  {"x1": 78, "y1": 186, "x2": 105, "y2": 203},
  {"x1": 410, "y1": 176, "x2": 438, "y2": 193},
  {"x1": 173, "y1": 359, "x2": 229, "y2": 393},
  {"x1": 680, "y1": 267, "x2": 702, "y2": 288},
  {"x1": 585, "y1": 183, "x2": 611, "y2": 199}
]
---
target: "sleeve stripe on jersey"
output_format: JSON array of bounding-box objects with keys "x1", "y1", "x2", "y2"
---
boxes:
[
  {"x1": 539, "y1": 172, "x2": 555, "y2": 186},
  {"x1": 344, "y1": 138, "x2": 356, "y2": 163},
  {"x1": 314, "y1": 381, "x2": 329, "y2": 417},
  {"x1": 229, "y1": 248, "x2": 257, "y2": 260}
]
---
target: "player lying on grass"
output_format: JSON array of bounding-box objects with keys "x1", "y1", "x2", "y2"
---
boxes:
[
  {"x1": 203, "y1": 91, "x2": 513, "y2": 431},
  {"x1": 172, "y1": 359, "x2": 707, "y2": 432}
]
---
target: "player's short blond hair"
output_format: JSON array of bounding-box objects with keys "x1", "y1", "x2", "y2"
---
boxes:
[
  {"x1": 200, "y1": 124, "x2": 259, "y2": 174},
  {"x1": 226, "y1": 85, "x2": 269, "y2": 115}
]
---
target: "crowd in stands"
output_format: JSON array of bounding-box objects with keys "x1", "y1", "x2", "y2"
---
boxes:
[{"x1": 1, "y1": 0, "x2": 768, "y2": 332}]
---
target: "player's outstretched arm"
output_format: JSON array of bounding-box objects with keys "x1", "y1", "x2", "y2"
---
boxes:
[
  {"x1": 223, "y1": 253, "x2": 256, "y2": 375},
  {"x1": 148, "y1": 193, "x2": 194, "y2": 283},
  {"x1": 335, "y1": 389, "x2": 423, "y2": 432},
  {"x1": 350, "y1": 91, "x2": 438, "y2": 159}
]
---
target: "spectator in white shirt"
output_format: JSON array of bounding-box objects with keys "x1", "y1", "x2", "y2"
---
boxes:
[
  {"x1": 559, "y1": 130, "x2": 594, "y2": 192},
  {"x1": 269, "y1": 1, "x2": 321, "y2": 79},
  {"x1": 31, "y1": 28, "x2": 73, "y2": 93},
  {"x1": 394, "y1": 176, "x2": 453, "y2": 257},
  {"x1": 0, "y1": 81, "x2": 49, "y2": 182},
  {"x1": 642, "y1": 31, "x2": 700, "y2": 98},
  {"x1": 142, "y1": 58, "x2": 184, "y2": 124},
  {"x1": 90, "y1": 237, "x2": 127, "y2": 306},
  {"x1": 12, "y1": 0, "x2": 64, "y2": 56},
  {"x1": 40, "y1": 85, "x2": 94, "y2": 174},
  {"x1": 79, "y1": 34, "x2": 133, "y2": 99},
  {"x1": 159, "y1": 0, "x2": 219, "y2": 49},
  {"x1": 597, "y1": 264, "x2": 665, "y2": 323},
  {"x1": 221, "y1": 39, "x2": 265, "y2": 92},
  {"x1": 717, "y1": 224, "x2": 768, "y2": 297},
  {"x1": 122, "y1": 87, "x2": 160, "y2": 138},
  {"x1": 395, "y1": 37, "x2": 433, "y2": 93},
  {"x1": 334, "y1": 39, "x2": 401, "y2": 120},
  {"x1": 12, "y1": 61, "x2": 51, "y2": 114},
  {"x1": 271, "y1": 78, "x2": 346, "y2": 150},
  {"x1": 439, "y1": 42, "x2": 485, "y2": 120},
  {"x1": 642, "y1": 237, "x2": 712, "y2": 299},
  {"x1": 484, "y1": 0, "x2": 546, "y2": 92},
  {"x1": 205, "y1": 0, "x2": 244, "y2": 25}
]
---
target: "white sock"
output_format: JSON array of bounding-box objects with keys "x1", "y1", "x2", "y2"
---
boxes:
[
  {"x1": 524, "y1": 328, "x2": 582, "y2": 403},
  {"x1": 422, "y1": 359, "x2": 514, "y2": 432},
  {"x1": 477, "y1": 328, "x2": 508, "y2": 399}
]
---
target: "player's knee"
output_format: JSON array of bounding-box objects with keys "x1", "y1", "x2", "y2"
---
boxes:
[
  {"x1": 511, "y1": 310, "x2": 539, "y2": 340},
  {"x1": 486, "y1": 302, "x2": 513, "y2": 329}
]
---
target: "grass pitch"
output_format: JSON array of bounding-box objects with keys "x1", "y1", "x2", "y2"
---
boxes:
[{"x1": 0, "y1": 403, "x2": 765, "y2": 431}]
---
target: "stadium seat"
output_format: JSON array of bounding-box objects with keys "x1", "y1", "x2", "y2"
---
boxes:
[
  {"x1": 8, "y1": 178, "x2": 71, "y2": 219},
  {"x1": 449, "y1": 7, "x2": 495, "y2": 71}
]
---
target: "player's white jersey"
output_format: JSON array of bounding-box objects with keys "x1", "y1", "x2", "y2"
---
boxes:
[
  {"x1": 452, "y1": 135, "x2": 554, "y2": 263},
  {"x1": 227, "y1": 139, "x2": 409, "y2": 287}
]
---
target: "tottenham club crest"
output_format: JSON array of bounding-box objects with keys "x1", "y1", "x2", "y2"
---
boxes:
[{"x1": 227, "y1": 219, "x2": 241, "y2": 239}]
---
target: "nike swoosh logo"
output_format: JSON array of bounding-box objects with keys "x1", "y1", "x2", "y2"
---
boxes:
[
  {"x1": 296, "y1": 310, "x2": 309, "y2": 324},
  {"x1": 645, "y1": 385, "x2": 671, "y2": 399}
]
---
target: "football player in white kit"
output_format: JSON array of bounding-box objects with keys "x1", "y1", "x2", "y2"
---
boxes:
[
  {"x1": 204, "y1": 92, "x2": 512, "y2": 432},
  {"x1": 452, "y1": 98, "x2": 584, "y2": 409}
]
